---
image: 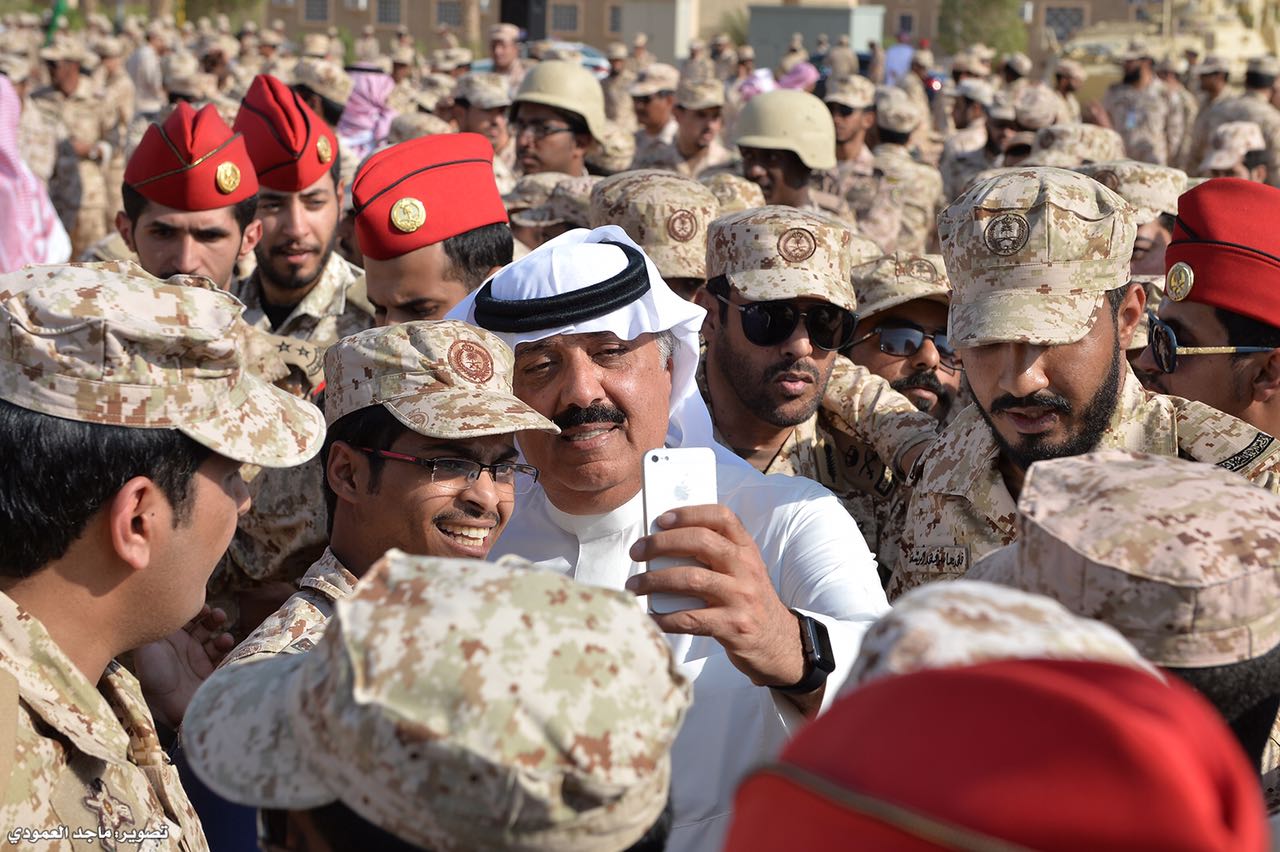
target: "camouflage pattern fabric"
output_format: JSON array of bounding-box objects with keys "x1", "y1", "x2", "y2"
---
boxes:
[
  {"x1": 184, "y1": 549, "x2": 692, "y2": 852},
  {"x1": 1074, "y1": 160, "x2": 1187, "y2": 222},
  {"x1": 871, "y1": 143, "x2": 944, "y2": 256},
  {"x1": 893, "y1": 369, "x2": 1280, "y2": 599},
  {"x1": 0, "y1": 593, "x2": 210, "y2": 851},
  {"x1": 1198, "y1": 90, "x2": 1280, "y2": 188},
  {"x1": 812, "y1": 147, "x2": 904, "y2": 253},
  {"x1": 1022, "y1": 123, "x2": 1127, "y2": 169},
  {"x1": 590, "y1": 170, "x2": 721, "y2": 280},
  {"x1": 31, "y1": 78, "x2": 114, "y2": 257},
  {"x1": 846, "y1": 579, "x2": 1154, "y2": 690},
  {"x1": 1102, "y1": 78, "x2": 1180, "y2": 166},
  {"x1": 701, "y1": 172, "x2": 765, "y2": 214},
  {"x1": 631, "y1": 135, "x2": 738, "y2": 179},
  {"x1": 1200, "y1": 121, "x2": 1267, "y2": 173}
]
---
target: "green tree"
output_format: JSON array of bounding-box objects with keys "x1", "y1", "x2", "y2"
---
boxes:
[{"x1": 937, "y1": 0, "x2": 1027, "y2": 56}]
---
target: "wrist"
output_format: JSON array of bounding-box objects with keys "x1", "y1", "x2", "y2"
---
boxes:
[{"x1": 770, "y1": 611, "x2": 835, "y2": 695}]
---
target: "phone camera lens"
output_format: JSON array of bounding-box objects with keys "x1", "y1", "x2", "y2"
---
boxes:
[{"x1": 651, "y1": 454, "x2": 659, "y2": 462}]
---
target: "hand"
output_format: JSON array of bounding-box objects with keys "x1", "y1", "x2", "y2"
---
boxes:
[
  {"x1": 134, "y1": 605, "x2": 235, "y2": 729},
  {"x1": 626, "y1": 505, "x2": 805, "y2": 689}
]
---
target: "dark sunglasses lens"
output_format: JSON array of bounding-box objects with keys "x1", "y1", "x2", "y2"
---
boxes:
[
  {"x1": 877, "y1": 327, "x2": 926, "y2": 357},
  {"x1": 1151, "y1": 320, "x2": 1175, "y2": 373},
  {"x1": 806, "y1": 305, "x2": 854, "y2": 349},
  {"x1": 829, "y1": 104, "x2": 854, "y2": 117},
  {"x1": 933, "y1": 333, "x2": 958, "y2": 365},
  {"x1": 741, "y1": 302, "x2": 799, "y2": 346}
]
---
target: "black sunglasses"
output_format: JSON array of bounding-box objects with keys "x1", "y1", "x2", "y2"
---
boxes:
[
  {"x1": 1146, "y1": 310, "x2": 1274, "y2": 374},
  {"x1": 713, "y1": 291, "x2": 855, "y2": 351},
  {"x1": 827, "y1": 103, "x2": 856, "y2": 118},
  {"x1": 848, "y1": 325, "x2": 960, "y2": 369}
]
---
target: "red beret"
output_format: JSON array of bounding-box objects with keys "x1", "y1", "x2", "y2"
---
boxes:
[
  {"x1": 233, "y1": 74, "x2": 339, "y2": 192},
  {"x1": 1165, "y1": 177, "x2": 1280, "y2": 328},
  {"x1": 123, "y1": 102, "x2": 258, "y2": 211},
  {"x1": 726, "y1": 660, "x2": 1267, "y2": 852},
  {"x1": 351, "y1": 132, "x2": 508, "y2": 261}
]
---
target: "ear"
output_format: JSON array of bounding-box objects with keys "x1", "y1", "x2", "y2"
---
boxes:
[
  {"x1": 1114, "y1": 282, "x2": 1146, "y2": 349},
  {"x1": 106, "y1": 476, "x2": 171, "y2": 574},
  {"x1": 1252, "y1": 349, "x2": 1280, "y2": 403},
  {"x1": 693, "y1": 285, "x2": 719, "y2": 337},
  {"x1": 326, "y1": 442, "x2": 369, "y2": 508},
  {"x1": 238, "y1": 218, "x2": 263, "y2": 260},
  {"x1": 115, "y1": 210, "x2": 136, "y2": 252},
  {"x1": 1254, "y1": 164, "x2": 1270, "y2": 184}
]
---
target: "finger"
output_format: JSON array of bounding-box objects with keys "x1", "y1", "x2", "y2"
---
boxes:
[
  {"x1": 654, "y1": 505, "x2": 754, "y2": 547},
  {"x1": 183, "y1": 605, "x2": 212, "y2": 634},
  {"x1": 625, "y1": 565, "x2": 734, "y2": 603},
  {"x1": 649, "y1": 606, "x2": 730, "y2": 638},
  {"x1": 630, "y1": 526, "x2": 741, "y2": 572}
]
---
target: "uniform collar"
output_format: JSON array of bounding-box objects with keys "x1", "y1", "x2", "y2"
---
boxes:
[
  {"x1": 298, "y1": 547, "x2": 359, "y2": 601},
  {"x1": 239, "y1": 251, "x2": 361, "y2": 330}
]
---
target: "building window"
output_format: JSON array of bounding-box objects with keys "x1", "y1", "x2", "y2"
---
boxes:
[
  {"x1": 1044, "y1": 6, "x2": 1086, "y2": 41},
  {"x1": 550, "y1": 3, "x2": 579, "y2": 32},
  {"x1": 898, "y1": 13, "x2": 914, "y2": 34},
  {"x1": 273, "y1": 0, "x2": 295, "y2": 6},
  {"x1": 304, "y1": 0, "x2": 328, "y2": 21},
  {"x1": 437, "y1": 0, "x2": 462, "y2": 26},
  {"x1": 609, "y1": 4, "x2": 622, "y2": 33},
  {"x1": 376, "y1": 0, "x2": 401, "y2": 24}
]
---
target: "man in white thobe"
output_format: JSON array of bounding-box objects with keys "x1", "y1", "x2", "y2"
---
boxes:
[{"x1": 448, "y1": 227, "x2": 890, "y2": 852}]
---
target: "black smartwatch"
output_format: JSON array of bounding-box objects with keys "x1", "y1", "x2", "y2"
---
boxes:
[{"x1": 772, "y1": 610, "x2": 836, "y2": 695}]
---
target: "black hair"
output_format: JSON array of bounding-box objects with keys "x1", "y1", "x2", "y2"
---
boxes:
[
  {"x1": 293, "y1": 83, "x2": 347, "y2": 127},
  {"x1": 706, "y1": 274, "x2": 731, "y2": 321},
  {"x1": 877, "y1": 127, "x2": 912, "y2": 146},
  {"x1": 1156, "y1": 212, "x2": 1176, "y2": 234},
  {"x1": 1246, "y1": 71, "x2": 1277, "y2": 90},
  {"x1": 321, "y1": 404, "x2": 409, "y2": 534},
  {"x1": 1215, "y1": 305, "x2": 1280, "y2": 358},
  {"x1": 1105, "y1": 284, "x2": 1130, "y2": 318},
  {"x1": 0, "y1": 399, "x2": 211, "y2": 578},
  {"x1": 1167, "y1": 642, "x2": 1280, "y2": 770},
  {"x1": 330, "y1": 146, "x2": 343, "y2": 189},
  {"x1": 1245, "y1": 149, "x2": 1268, "y2": 172},
  {"x1": 122, "y1": 181, "x2": 259, "y2": 232},
  {"x1": 442, "y1": 222, "x2": 514, "y2": 291}
]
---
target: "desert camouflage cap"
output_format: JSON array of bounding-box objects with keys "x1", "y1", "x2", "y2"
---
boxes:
[
  {"x1": 503, "y1": 171, "x2": 570, "y2": 214},
  {"x1": 1054, "y1": 58, "x2": 1086, "y2": 81},
  {"x1": 707, "y1": 205, "x2": 877, "y2": 313},
  {"x1": 300, "y1": 32, "x2": 329, "y2": 58},
  {"x1": 1076, "y1": 160, "x2": 1186, "y2": 222},
  {"x1": 606, "y1": 41, "x2": 627, "y2": 61},
  {"x1": 939, "y1": 166, "x2": 1136, "y2": 346},
  {"x1": 386, "y1": 111, "x2": 453, "y2": 145},
  {"x1": 912, "y1": 48, "x2": 934, "y2": 68},
  {"x1": 955, "y1": 78, "x2": 993, "y2": 107},
  {"x1": 1198, "y1": 55, "x2": 1229, "y2": 76},
  {"x1": 1005, "y1": 51, "x2": 1033, "y2": 76},
  {"x1": 1248, "y1": 55, "x2": 1280, "y2": 77},
  {"x1": 1013, "y1": 84, "x2": 1058, "y2": 130},
  {"x1": 584, "y1": 119, "x2": 636, "y2": 174},
  {"x1": 823, "y1": 74, "x2": 875, "y2": 110},
  {"x1": 852, "y1": 252, "x2": 952, "y2": 320},
  {"x1": 489, "y1": 22, "x2": 520, "y2": 42},
  {"x1": 676, "y1": 76, "x2": 724, "y2": 110},
  {"x1": 323, "y1": 320, "x2": 557, "y2": 438},
  {"x1": 629, "y1": 63, "x2": 679, "y2": 97},
  {"x1": 700, "y1": 172, "x2": 766, "y2": 213},
  {"x1": 875, "y1": 85, "x2": 923, "y2": 134},
  {"x1": 969, "y1": 450, "x2": 1280, "y2": 668},
  {"x1": 590, "y1": 170, "x2": 720, "y2": 280},
  {"x1": 454, "y1": 71, "x2": 512, "y2": 109},
  {"x1": 1202, "y1": 121, "x2": 1266, "y2": 172},
  {"x1": 509, "y1": 175, "x2": 598, "y2": 229},
  {"x1": 1022, "y1": 122, "x2": 1127, "y2": 169},
  {"x1": 184, "y1": 548, "x2": 691, "y2": 850},
  {"x1": 293, "y1": 57, "x2": 353, "y2": 105},
  {"x1": 1155, "y1": 55, "x2": 1188, "y2": 75},
  {"x1": 0, "y1": 262, "x2": 323, "y2": 468},
  {"x1": 390, "y1": 46, "x2": 416, "y2": 66},
  {"x1": 844, "y1": 580, "x2": 1155, "y2": 691}
]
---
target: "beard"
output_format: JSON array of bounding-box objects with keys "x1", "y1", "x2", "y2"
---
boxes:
[
  {"x1": 891, "y1": 368, "x2": 955, "y2": 421},
  {"x1": 975, "y1": 342, "x2": 1124, "y2": 472},
  {"x1": 258, "y1": 231, "x2": 338, "y2": 292},
  {"x1": 714, "y1": 341, "x2": 829, "y2": 427},
  {"x1": 1122, "y1": 67, "x2": 1142, "y2": 86}
]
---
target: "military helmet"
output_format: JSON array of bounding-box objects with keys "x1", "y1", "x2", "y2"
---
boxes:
[
  {"x1": 734, "y1": 89, "x2": 836, "y2": 171},
  {"x1": 513, "y1": 59, "x2": 608, "y2": 144}
]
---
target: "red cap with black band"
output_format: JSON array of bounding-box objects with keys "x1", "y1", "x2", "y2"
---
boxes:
[
  {"x1": 1164, "y1": 177, "x2": 1280, "y2": 329},
  {"x1": 351, "y1": 133, "x2": 508, "y2": 262},
  {"x1": 124, "y1": 102, "x2": 258, "y2": 210},
  {"x1": 233, "y1": 73, "x2": 339, "y2": 193}
]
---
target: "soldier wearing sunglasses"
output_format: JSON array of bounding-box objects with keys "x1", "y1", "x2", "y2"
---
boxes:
[
  {"x1": 892, "y1": 168, "x2": 1280, "y2": 601},
  {"x1": 1134, "y1": 178, "x2": 1280, "y2": 439},
  {"x1": 699, "y1": 207, "x2": 942, "y2": 587},
  {"x1": 218, "y1": 321, "x2": 558, "y2": 668}
]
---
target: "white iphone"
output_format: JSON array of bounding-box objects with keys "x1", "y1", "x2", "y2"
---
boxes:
[{"x1": 641, "y1": 447, "x2": 718, "y2": 614}]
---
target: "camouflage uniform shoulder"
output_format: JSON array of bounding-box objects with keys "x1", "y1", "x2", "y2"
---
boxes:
[
  {"x1": 913, "y1": 403, "x2": 999, "y2": 496},
  {"x1": 1170, "y1": 395, "x2": 1280, "y2": 489}
]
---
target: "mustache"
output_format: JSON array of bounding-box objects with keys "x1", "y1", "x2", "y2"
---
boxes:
[
  {"x1": 891, "y1": 369, "x2": 947, "y2": 397},
  {"x1": 764, "y1": 361, "x2": 820, "y2": 382},
  {"x1": 270, "y1": 243, "x2": 321, "y2": 257},
  {"x1": 990, "y1": 391, "x2": 1073, "y2": 415},
  {"x1": 552, "y1": 403, "x2": 627, "y2": 431},
  {"x1": 433, "y1": 507, "x2": 500, "y2": 525}
]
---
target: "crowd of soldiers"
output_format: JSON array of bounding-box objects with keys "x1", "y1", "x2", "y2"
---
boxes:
[{"x1": 2, "y1": 9, "x2": 1280, "y2": 852}]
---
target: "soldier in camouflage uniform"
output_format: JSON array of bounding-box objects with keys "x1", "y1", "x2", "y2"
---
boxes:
[
  {"x1": 1101, "y1": 41, "x2": 1181, "y2": 166},
  {"x1": 631, "y1": 77, "x2": 737, "y2": 178},
  {"x1": 630, "y1": 63, "x2": 680, "y2": 165},
  {"x1": 603, "y1": 41, "x2": 638, "y2": 134},
  {"x1": 872, "y1": 86, "x2": 944, "y2": 255},
  {"x1": 1050, "y1": 58, "x2": 1085, "y2": 124},
  {"x1": 698, "y1": 207, "x2": 938, "y2": 586},
  {"x1": 0, "y1": 262, "x2": 323, "y2": 851},
  {"x1": 213, "y1": 75, "x2": 374, "y2": 638},
  {"x1": 31, "y1": 43, "x2": 115, "y2": 258},
  {"x1": 1182, "y1": 55, "x2": 1230, "y2": 175},
  {"x1": 1198, "y1": 56, "x2": 1280, "y2": 189},
  {"x1": 219, "y1": 320, "x2": 556, "y2": 669},
  {"x1": 1156, "y1": 55, "x2": 1199, "y2": 167},
  {"x1": 969, "y1": 450, "x2": 1280, "y2": 812},
  {"x1": 185, "y1": 549, "x2": 690, "y2": 849},
  {"x1": 2, "y1": 53, "x2": 60, "y2": 187},
  {"x1": 590, "y1": 169, "x2": 719, "y2": 300},
  {"x1": 1200, "y1": 120, "x2": 1269, "y2": 180},
  {"x1": 93, "y1": 37, "x2": 135, "y2": 223},
  {"x1": 940, "y1": 79, "x2": 1001, "y2": 201},
  {"x1": 892, "y1": 167, "x2": 1280, "y2": 600},
  {"x1": 452, "y1": 72, "x2": 517, "y2": 193}
]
